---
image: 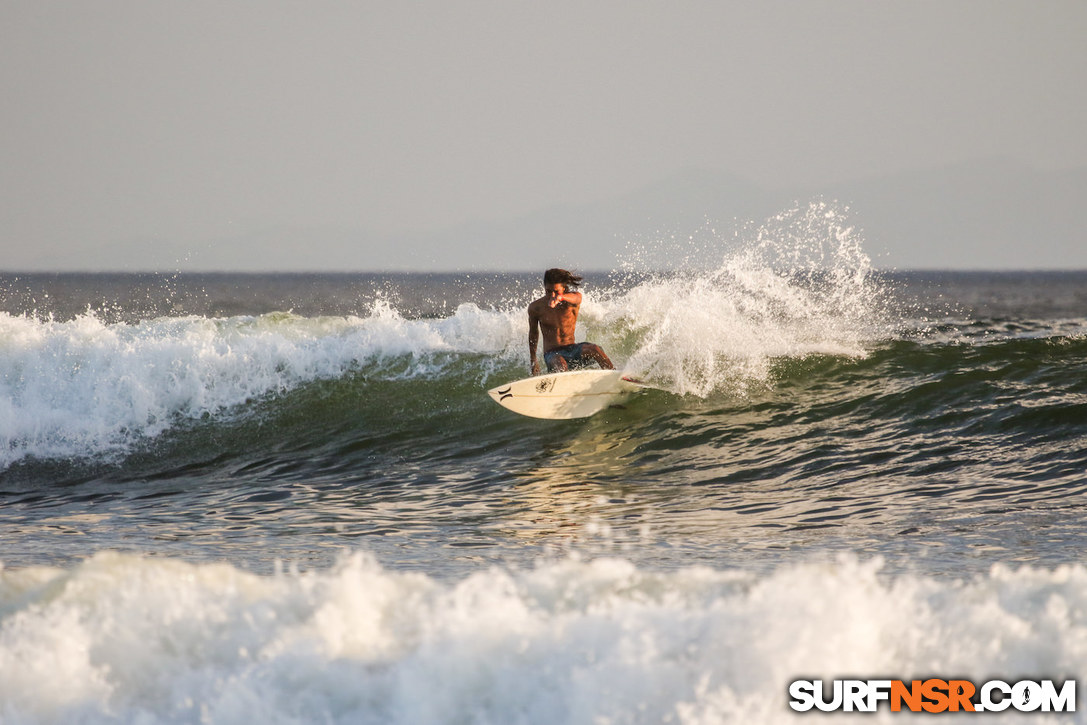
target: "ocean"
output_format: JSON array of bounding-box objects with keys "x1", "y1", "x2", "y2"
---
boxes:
[{"x1": 2, "y1": 216, "x2": 1086, "y2": 722}]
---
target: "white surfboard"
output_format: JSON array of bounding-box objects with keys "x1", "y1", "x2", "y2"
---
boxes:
[{"x1": 487, "y1": 370, "x2": 652, "y2": 419}]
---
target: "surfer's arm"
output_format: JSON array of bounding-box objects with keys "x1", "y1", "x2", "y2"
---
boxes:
[
  {"x1": 528, "y1": 307, "x2": 541, "y2": 375},
  {"x1": 549, "y1": 290, "x2": 582, "y2": 309}
]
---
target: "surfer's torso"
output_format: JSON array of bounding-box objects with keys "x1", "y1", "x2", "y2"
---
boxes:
[{"x1": 527, "y1": 294, "x2": 580, "y2": 353}]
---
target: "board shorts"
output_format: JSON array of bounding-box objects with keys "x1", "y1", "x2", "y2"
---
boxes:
[{"x1": 544, "y1": 343, "x2": 593, "y2": 372}]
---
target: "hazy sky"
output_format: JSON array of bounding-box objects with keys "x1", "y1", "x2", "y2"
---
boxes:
[{"x1": 2, "y1": 1, "x2": 1085, "y2": 271}]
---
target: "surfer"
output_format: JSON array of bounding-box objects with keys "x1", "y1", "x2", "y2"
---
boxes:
[{"x1": 528, "y1": 268, "x2": 615, "y2": 375}]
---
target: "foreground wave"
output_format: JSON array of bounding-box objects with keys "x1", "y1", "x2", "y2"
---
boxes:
[{"x1": 1, "y1": 552, "x2": 1083, "y2": 724}]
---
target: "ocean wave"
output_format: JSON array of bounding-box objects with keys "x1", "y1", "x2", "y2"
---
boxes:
[
  {"x1": 3, "y1": 298, "x2": 1085, "y2": 472},
  {"x1": 11, "y1": 208, "x2": 1082, "y2": 469},
  {"x1": 0, "y1": 304, "x2": 529, "y2": 468},
  {"x1": 0, "y1": 236, "x2": 895, "y2": 467},
  {"x1": 0, "y1": 552, "x2": 1082, "y2": 724}
]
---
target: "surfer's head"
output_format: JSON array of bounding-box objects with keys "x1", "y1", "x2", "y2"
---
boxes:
[{"x1": 543, "y1": 268, "x2": 582, "y2": 292}]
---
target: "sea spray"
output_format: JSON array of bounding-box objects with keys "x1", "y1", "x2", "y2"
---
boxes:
[{"x1": 595, "y1": 201, "x2": 892, "y2": 397}]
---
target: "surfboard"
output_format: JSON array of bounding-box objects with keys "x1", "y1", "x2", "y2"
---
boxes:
[{"x1": 487, "y1": 369, "x2": 652, "y2": 419}]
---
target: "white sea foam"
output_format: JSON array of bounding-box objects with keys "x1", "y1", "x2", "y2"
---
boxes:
[
  {"x1": 0, "y1": 553, "x2": 1082, "y2": 724},
  {"x1": 0, "y1": 305, "x2": 524, "y2": 467}
]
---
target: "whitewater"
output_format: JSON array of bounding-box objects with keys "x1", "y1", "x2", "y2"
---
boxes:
[{"x1": 2, "y1": 553, "x2": 1085, "y2": 724}]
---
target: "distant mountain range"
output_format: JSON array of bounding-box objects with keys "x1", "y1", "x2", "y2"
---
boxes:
[
  {"x1": 817, "y1": 159, "x2": 1087, "y2": 271},
  {"x1": 37, "y1": 159, "x2": 1086, "y2": 272},
  {"x1": 394, "y1": 159, "x2": 1085, "y2": 272},
  {"x1": 367, "y1": 159, "x2": 1085, "y2": 272}
]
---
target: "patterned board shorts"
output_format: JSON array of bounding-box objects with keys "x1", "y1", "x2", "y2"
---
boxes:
[{"x1": 543, "y1": 343, "x2": 592, "y2": 371}]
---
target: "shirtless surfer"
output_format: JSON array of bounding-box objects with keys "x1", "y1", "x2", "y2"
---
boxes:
[{"x1": 528, "y1": 268, "x2": 615, "y2": 376}]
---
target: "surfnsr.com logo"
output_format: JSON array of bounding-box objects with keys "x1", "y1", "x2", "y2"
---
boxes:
[{"x1": 789, "y1": 679, "x2": 1076, "y2": 713}]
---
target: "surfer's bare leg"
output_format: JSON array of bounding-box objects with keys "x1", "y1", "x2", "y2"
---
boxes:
[
  {"x1": 583, "y1": 343, "x2": 615, "y2": 370},
  {"x1": 549, "y1": 356, "x2": 569, "y2": 372}
]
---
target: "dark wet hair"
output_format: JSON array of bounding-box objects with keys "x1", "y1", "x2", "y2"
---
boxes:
[{"x1": 544, "y1": 268, "x2": 583, "y2": 290}]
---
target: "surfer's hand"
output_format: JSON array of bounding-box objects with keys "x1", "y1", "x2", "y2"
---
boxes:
[{"x1": 531, "y1": 361, "x2": 540, "y2": 376}]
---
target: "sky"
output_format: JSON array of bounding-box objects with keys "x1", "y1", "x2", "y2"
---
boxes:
[{"x1": 2, "y1": 1, "x2": 1085, "y2": 271}]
